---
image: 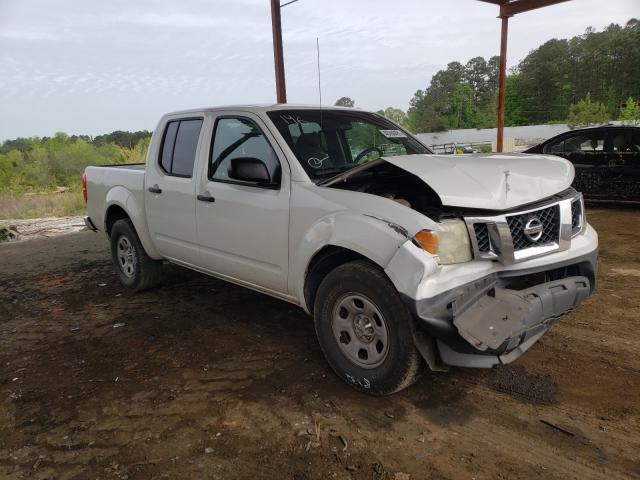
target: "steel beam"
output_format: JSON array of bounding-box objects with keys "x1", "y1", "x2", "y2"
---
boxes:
[
  {"x1": 270, "y1": 0, "x2": 287, "y2": 103},
  {"x1": 496, "y1": 15, "x2": 508, "y2": 153},
  {"x1": 500, "y1": 0, "x2": 571, "y2": 17}
]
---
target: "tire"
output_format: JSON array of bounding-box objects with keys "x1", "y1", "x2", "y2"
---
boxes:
[
  {"x1": 314, "y1": 259, "x2": 423, "y2": 395},
  {"x1": 110, "y1": 218, "x2": 162, "y2": 292}
]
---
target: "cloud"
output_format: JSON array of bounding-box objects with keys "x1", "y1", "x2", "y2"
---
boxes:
[
  {"x1": 0, "y1": 29, "x2": 57, "y2": 41},
  {"x1": 0, "y1": 0, "x2": 637, "y2": 139}
]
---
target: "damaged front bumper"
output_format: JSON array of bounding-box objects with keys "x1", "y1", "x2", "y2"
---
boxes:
[
  {"x1": 388, "y1": 225, "x2": 598, "y2": 369},
  {"x1": 436, "y1": 273, "x2": 592, "y2": 367}
]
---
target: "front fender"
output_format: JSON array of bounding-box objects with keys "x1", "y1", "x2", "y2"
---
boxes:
[
  {"x1": 105, "y1": 186, "x2": 161, "y2": 259},
  {"x1": 384, "y1": 239, "x2": 440, "y2": 300},
  {"x1": 291, "y1": 211, "x2": 438, "y2": 310}
]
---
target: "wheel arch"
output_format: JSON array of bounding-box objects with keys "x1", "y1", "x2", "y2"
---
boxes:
[
  {"x1": 293, "y1": 211, "x2": 431, "y2": 314},
  {"x1": 303, "y1": 245, "x2": 370, "y2": 313},
  {"x1": 105, "y1": 204, "x2": 129, "y2": 235},
  {"x1": 104, "y1": 187, "x2": 161, "y2": 259}
]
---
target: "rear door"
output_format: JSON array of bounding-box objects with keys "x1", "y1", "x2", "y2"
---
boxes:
[
  {"x1": 145, "y1": 116, "x2": 204, "y2": 265},
  {"x1": 195, "y1": 112, "x2": 290, "y2": 294},
  {"x1": 543, "y1": 130, "x2": 610, "y2": 200},
  {"x1": 607, "y1": 128, "x2": 640, "y2": 202}
]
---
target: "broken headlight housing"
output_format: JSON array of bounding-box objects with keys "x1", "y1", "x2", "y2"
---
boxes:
[{"x1": 413, "y1": 219, "x2": 472, "y2": 265}]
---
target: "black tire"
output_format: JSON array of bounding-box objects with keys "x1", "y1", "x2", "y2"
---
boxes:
[
  {"x1": 110, "y1": 218, "x2": 162, "y2": 292},
  {"x1": 314, "y1": 259, "x2": 423, "y2": 395}
]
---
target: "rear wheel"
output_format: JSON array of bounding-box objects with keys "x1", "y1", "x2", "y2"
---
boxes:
[
  {"x1": 314, "y1": 260, "x2": 423, "y2": 395},
  {"x1": 110, "y1": 218, "x2": 162, "y2": 291}
]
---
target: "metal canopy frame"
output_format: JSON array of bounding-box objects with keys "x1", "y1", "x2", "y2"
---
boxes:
[
  {"x1": 478, "y1": 0, "x2": 571, "y2": 151},
  {"x1": 269, "y1": 0, "x2": 572, "y2": 151},
  {"x1": 270, "y1": 0, "x2": 287, "y2": 103}
]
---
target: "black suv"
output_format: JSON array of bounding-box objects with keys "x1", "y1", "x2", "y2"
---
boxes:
[{"x1": 525, "y1": 125, "x2": 640, "y2": 203}]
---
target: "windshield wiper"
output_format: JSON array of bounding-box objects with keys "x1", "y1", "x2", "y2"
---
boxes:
[
  {"x1": 315, "y1": 165, "x2": 357, "y2": 184},
  {"x1": 318, "y1": 158, "x2": 386, "y2": 186}
]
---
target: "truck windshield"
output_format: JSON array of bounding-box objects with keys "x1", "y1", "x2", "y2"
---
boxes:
[{"x1": 267, "y1": 109, "x2": 431, "y2": 182}]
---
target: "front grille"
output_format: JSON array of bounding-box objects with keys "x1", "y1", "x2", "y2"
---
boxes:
[
  {"x1": 506, "y1": 205, "x2": 560, "y2": 250},
  {"x1": 465, "y1": 190, "x2": 578, "y2": 265},
  {"x1": 473, "y1": 223, "x2": 491, "y2": 252}
]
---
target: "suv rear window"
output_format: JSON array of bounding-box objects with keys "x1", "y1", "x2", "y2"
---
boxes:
[{"x1": 159, "y1": 118, "x2": 203, "y2": 177}]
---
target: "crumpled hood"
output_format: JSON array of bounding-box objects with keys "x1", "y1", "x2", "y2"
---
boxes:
[{"x1": 381, "y1": 153, "x2": 574, "y2": 210}]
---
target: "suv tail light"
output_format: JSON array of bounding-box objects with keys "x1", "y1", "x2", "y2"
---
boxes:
[{"x1": 82, "y1": 173, "x2": 88, "y2": 203}]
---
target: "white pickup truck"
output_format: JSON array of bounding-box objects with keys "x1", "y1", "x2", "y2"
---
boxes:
[{"x1": 84, "y1": 105, "x2": 598, "y2": 395}]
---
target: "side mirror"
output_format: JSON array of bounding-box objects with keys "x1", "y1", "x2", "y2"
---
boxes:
[{"x1": 228, "y1": 157, "x2": 277, "y2": 187}]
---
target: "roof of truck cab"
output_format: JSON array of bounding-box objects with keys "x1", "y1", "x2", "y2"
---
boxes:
[{"x1": 163, "y1": 104, "x2": 369, "y2": 117}]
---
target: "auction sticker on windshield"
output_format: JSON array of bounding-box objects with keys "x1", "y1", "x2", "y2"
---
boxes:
[{"x1": 379, "y1": 129, "x2": 407, "y2": 138}]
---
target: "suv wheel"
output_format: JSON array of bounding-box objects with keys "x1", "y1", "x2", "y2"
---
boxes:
[{"x1": 314, "y1": 260, "x2": 423, "y2": 395}]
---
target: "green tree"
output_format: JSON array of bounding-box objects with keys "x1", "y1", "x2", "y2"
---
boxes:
[
  {"x1": 515, "y1": 38, "x2": 572, "y2": 124},
  {"x1": 513, "y1": 20, "x2": 640, "y2": 124},
  {"x1": 464, "y1": 56, "x2": 490, "y2": 105},
  {"x1": 407, "y1": 20, "x2": 639, "y2": 131},
  {"x1": 448, "y1": 83, "x2": 477, "y2": 129},
  {"x1": 504, "y1": 74, "x2": 527, "y2": 126},
  {"x1": 334, "y1": 97, "x2": 355, "y2": 107},
  {"x1": 619, "y1": 97, "x2": 640, "y2": 125},
  {"x1": 378, "y1": 107, "x2": 408, "y2": 127},
  {"x1": 567, "y1": 93, "x2": 610, "y2": 128},
  {"x1": 407, "y1": 61, "x2": 465, "y2": 132}
]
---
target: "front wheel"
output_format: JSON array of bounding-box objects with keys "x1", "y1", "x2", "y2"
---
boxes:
[
  {"x1": 313, "y1": 260, "x2": 423, "y2": 395},
  {"x1": 110, "y1": 218, "x2": 162, "y2": 292}
]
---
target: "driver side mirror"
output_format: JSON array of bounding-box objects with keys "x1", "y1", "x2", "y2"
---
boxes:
[{"x1": 228, "y1": 157, "x2": 278, "y2": 188}]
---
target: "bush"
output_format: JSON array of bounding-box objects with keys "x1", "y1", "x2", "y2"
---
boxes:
[
  {"x1": 0, "y1": 133, "x2": 149, "y2": 194},
  {"x1": 620, "y1": 97, "x2": 640, "y2": 125},
  {"x1": 567, "y1": 93, "x2": 610, "y2": 129}
]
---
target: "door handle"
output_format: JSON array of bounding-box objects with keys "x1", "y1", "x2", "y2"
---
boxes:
[
  {"x1": 197, "y1": 193, "x2": 215, "y2": 203},
  {"x1": 148, "y1": 184, "x2": 162, "y2": 194}
]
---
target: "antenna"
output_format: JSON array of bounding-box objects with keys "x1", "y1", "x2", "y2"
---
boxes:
[{"x1": 317, "y1": 37, "x2": 322, "y2": 127}]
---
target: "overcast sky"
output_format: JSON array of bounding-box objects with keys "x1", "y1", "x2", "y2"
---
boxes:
[{"x1": 0, "y1": 0, "x2": 637, "y2": 140}]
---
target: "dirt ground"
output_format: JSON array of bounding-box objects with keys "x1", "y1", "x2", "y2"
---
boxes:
[{"x1": 1, "y1": 208, "x2": 639, "y2": 480}]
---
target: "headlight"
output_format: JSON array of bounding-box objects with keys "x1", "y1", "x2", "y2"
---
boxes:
[{"x1": 412, "y1": 219, "x2": 472, "y2": 264}]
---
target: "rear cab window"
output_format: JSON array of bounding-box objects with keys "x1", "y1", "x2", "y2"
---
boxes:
[{"x1": 159, "y1": 118, "x2": 203, "y2": 177}]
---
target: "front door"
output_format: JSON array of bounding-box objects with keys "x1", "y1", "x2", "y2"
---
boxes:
[
  {"x1": 145, "y1": 116, "x2": 204, "y2": 265},
  {"x1": 195, "y1": 113, "x2": 290, "y2": 294}
]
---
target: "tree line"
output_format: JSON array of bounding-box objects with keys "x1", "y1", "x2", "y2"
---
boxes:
[
  {"x1": 337, "y1": 19, "x2": 640, "y2": 132},
  {"x1": 0, "y1": 130, "x2": 151, "y2": 154},
  {"x1": 0, "y1": 132, "x2": 150, "y2": 193}
]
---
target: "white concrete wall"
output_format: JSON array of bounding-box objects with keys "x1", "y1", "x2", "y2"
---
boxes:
[{"x1": 415, "y1": 121, "x2": 621, "y2": 149}]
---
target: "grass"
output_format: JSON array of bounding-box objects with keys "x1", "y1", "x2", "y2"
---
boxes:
[{"x1": 0, "y1": 190, "x2": 86, "y2": 220}]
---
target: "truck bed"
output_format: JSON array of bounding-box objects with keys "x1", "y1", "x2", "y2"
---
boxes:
[{"x1": 84, "y1": 164, "x2": 147, "y2": 233}]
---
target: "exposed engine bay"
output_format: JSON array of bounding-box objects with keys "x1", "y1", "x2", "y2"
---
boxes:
[{"x1": 326, "y1": 161, "x2": 451, "y2": 219}]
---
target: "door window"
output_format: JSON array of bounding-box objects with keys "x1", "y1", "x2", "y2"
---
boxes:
[
  {"x1": 544, "y1": 131, "x2": 605, "y2": 166},
  {"x1": 160, "y1": 122, "x2": 178, "y2": 173},
  {"x1": 159, "y1": 118, "x2": 203, "y2": 177},
  {"x1": 546, "y1": 133, "x2": 604, "y2": 153},
  {"x1": 611, "y1": 130, "x2": 640, "y2": 154},
  {"x1": 209, "y1": 118, "x2": 281, "y2": 185}
]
